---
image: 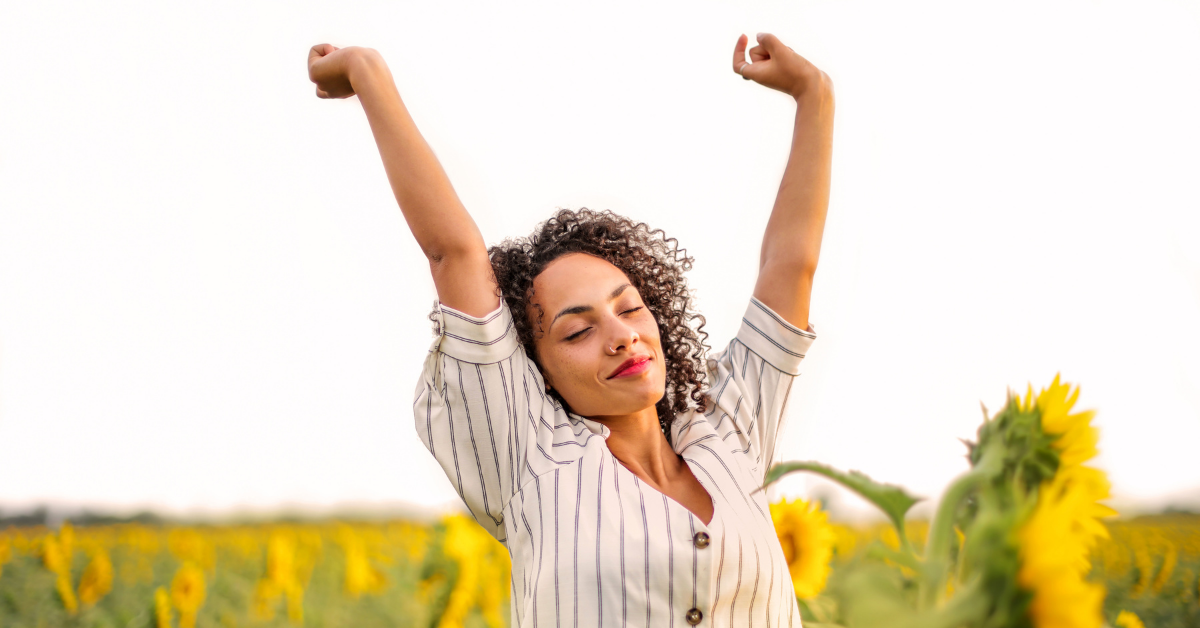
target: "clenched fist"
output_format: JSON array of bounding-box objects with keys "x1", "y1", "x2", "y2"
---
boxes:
[
  {"x1": 308, "y1": 43, "x2": 376, "y2": 99},
  {"x1": 733, "y1": 33, "x2": 831, "y2": 100}
]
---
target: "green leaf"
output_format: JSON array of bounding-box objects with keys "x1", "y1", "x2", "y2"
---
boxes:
[{"x1": 759, "y1": 461, "x2": 922, "y2": 541}]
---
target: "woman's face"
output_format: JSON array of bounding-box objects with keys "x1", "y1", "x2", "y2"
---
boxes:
[{"x1": 528, "y1": 252, "x2": 667, "y2": 419}]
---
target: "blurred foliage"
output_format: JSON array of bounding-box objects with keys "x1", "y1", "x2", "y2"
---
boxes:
[
  {"x1": 1, "y1": 512, "x2": 1197, "y2": 627},
  {"x1": 767, "y1": 513, "x2": 1200, "y2": 628},
  {"x1": 764, "y1": 376, "x2": 1200, "y2": 628},
  {"x1": 0, "y1": 516, "x2": 507, "y2": 628}
]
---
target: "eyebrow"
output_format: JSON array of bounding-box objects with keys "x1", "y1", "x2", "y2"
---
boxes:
[{"x1": 549, "y1": 283, "x2": 632, "y2": 331}]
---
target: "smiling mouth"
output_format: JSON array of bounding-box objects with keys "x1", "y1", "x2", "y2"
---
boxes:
[{"x1": 608, "y1": 355, "x2": 652, "y2": 379}]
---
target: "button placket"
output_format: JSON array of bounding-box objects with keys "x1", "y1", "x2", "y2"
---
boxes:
[
  {"x1": 686, "y1": 515, "x2": 714, "y2": 628},
  {"x1": 679, "y1": 454, "x2": 718, "y2": 628}
]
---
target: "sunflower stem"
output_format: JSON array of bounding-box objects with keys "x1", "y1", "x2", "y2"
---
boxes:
[{"x1": 918, "y1": 448, "x2": 1000, "y2": 611}]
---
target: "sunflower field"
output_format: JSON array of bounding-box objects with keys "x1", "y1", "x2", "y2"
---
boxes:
[
  {"x1": 2, "y1": 377, "x2": 1198, "y2": 627},
  {"x1": 0, "y1": 516, "x2": 509, "y2": 628}
]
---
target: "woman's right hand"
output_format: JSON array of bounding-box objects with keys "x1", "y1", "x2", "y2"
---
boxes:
[{"x1": 308, "y1": 44, "x2": 372, "y2": 99}]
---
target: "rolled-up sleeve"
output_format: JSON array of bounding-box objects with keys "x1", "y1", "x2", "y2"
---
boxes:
[
  {"x1": 702, "y1": 297, "x2": 816, "y2": 479},
  {"x1": 434, "y1": 299, "x2": 522, "y2": 364},
  {"x1": 735, "y1": 297, "x2": 816, "y2": 375}
]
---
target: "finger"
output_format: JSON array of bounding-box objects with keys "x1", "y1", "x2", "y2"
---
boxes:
[
  {"x1": 308, "y1": 44, "x2": 336, "y2": 71},
  {"x1": 755, "y1": 32, "x2": 783, "y2": 55},
  {"x1": 748, "y1": 45, "x2": 769, "y2": 63},
  {"x1": 309, "y1": 43, "x2": 336, "y2": 59},
  {"x1": 316, "y1": 86, "x2": 330, "y2": 99},
  {"x1": 732, "y1": 34, "x2": 751, "y2": 76}
]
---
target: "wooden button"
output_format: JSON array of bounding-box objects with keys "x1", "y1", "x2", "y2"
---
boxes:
[
  {"x1": 693, "y1": 531, "x2": 710, "y2": 549},
  {"x1": 685, "y1": 608, "x2": 703, "y2": 625}
]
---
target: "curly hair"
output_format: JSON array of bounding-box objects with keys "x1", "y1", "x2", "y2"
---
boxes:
[{"x1": 486, "y1": 208, "x2": 711, "y2": 444}]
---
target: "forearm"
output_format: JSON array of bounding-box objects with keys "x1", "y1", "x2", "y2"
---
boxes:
[
  {"x1": 347, "y1": 50, "x2": 496, "y2": 315},
  {"x1": 759, "y1": 82, "x2": 834, "y2": 274},
  {"x1": 751, "y1": 79, "x2": 834, "y2": 331},
  {"x1": 349, "y1": 51, "x2": 486, "y2": 262}
]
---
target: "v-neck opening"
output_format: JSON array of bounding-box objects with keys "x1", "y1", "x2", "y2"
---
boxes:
[
  {"x1": 682, "y1": 457, "x2": 717, "y2": 527},
  {"x1": 608, "y1": 449, "x2": 717, "y2": 528}
]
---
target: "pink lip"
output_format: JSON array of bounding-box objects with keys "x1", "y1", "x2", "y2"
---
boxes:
[{"x1": 608, "y1": 355, "x2": 652, "y2": 379}]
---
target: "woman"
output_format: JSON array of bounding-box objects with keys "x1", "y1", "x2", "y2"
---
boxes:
[{"x1": 308, "y1": 31, "x2": 833, "y2": 628}]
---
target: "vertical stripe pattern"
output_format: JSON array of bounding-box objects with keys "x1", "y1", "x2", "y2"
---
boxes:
[{"x1": 415, "y1": 297, "x2": 816, "y2": 628}]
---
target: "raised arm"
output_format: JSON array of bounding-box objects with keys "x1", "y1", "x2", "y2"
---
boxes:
[
  {"x1": 734, "y1": 34, "x2": 834, "y2": 332},
  {"x1": 308, "y1": 44, "x2": 497, "y2": 317}
]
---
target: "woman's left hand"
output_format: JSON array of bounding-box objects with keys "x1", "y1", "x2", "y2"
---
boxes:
[{"x1": 733, "y1": 33, "x2": 830, "y2": 100}]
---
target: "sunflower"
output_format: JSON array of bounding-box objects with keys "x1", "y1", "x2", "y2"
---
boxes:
[
  {"x1": 77, "y1": 549, "x2": 114, "y2": 606},
  {"x1": 170, "y1": 562, "x2": 207, "y2": 628},
  {"x1": 249, "y1": 528, "x2": 310, "y2": 624},
  {"x1": 1015, "y1": 377, "x2": 1116, "y2": 628},
  {"x1": 1152, "y1": 540, "x2": 1177, "y2": 593},
  {"x1": 1114, "y1": 611, "x2": 1145, "y2": 628},
  {"x1": 437, "y1": 514, "x2": 487, "y2": 628},
  {"x1": 1021, "y1": 377, "x2": 1117, "y2": 561},
  {"x1": 770, "y1": 497, "x2": 836, "y2": 599},
  {"x1": 41, "y1": 535, "x2": 78, "y2": 614},
  {"x1": 41, "y1": 535, "x2": 69, "y2": 575},
  {"x1": 339, "y1": 526, "x2": 388, "y2": 598},
  {"x1": 154, "y1": 586, "x2": 173, "y2": 628},
  {"x1": 0, "y1": 535, "x2": 11, "y2": 578},
  {"x1": 1017, "y1": 469, "x2": 1107, "y2": 628},
  {"x1": 266, "y1": 530, "x2": 297, "y2": 587},
  {"x1": 1019, "y1": 373, "x2": 1098, "y2": 470},
  {"x1": 59, "y1": 521, "x2": 75, "y2": 562}
]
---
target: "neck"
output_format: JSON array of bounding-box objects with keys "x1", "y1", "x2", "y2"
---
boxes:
[{"x1": 595, "y1": 405, "x2": 682, "y2": 488}]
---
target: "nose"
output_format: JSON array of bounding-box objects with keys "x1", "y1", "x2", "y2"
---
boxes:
[{"x1": 606, "y1": 314, "x2": 640, "y2": 355}]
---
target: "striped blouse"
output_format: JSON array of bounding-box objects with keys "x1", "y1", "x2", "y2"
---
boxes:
[{"x1": 414, "y1": 296, "x2": 817, "y2": 628}]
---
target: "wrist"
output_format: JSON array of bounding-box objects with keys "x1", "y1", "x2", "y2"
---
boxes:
[
  {"x1": 346, "y1": 47, "x2": 388, "y2": 89},
  {"x1": 791, "y1": 70, "x2": 833, "y2": 103}
]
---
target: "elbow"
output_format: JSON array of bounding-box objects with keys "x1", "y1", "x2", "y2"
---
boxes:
[
  {"x1": 424, "y1": 232, "x2": 488, "y2": 266},
  {"x1": 427, "y1": 244, "x2": 491, "y2": 274}
]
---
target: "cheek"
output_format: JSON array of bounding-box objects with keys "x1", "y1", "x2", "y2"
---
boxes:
[
  {"x1": 641, "y1": 320, "x2": 664, "y2": 353},
  {"x1": 651, "y1": 329, "x2": 670, "y2": 383},
  {"x1": 543, "y1": 342, "x2": 599, "y2": 388}
]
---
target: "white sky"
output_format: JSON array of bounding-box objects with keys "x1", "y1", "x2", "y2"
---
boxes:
[{"x1": 2, "y1": 0, "x2": 1198, "y2": 522}]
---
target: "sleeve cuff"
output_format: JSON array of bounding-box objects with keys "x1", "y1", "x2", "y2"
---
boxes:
[
  {"x1": 435, "y1": 299, "x2": 522, "y2": 364},
  {"x1": 735, "y1": 297, "x2": 816, "y2": 375}
]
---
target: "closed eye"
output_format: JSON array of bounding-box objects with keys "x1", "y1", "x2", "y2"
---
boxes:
[
  {"x1": 565, "y1": 328, "x2": 590, "y2": 341},
  {"x1": 622, "y1": 307, "x2": 644, "y2": 315}
]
